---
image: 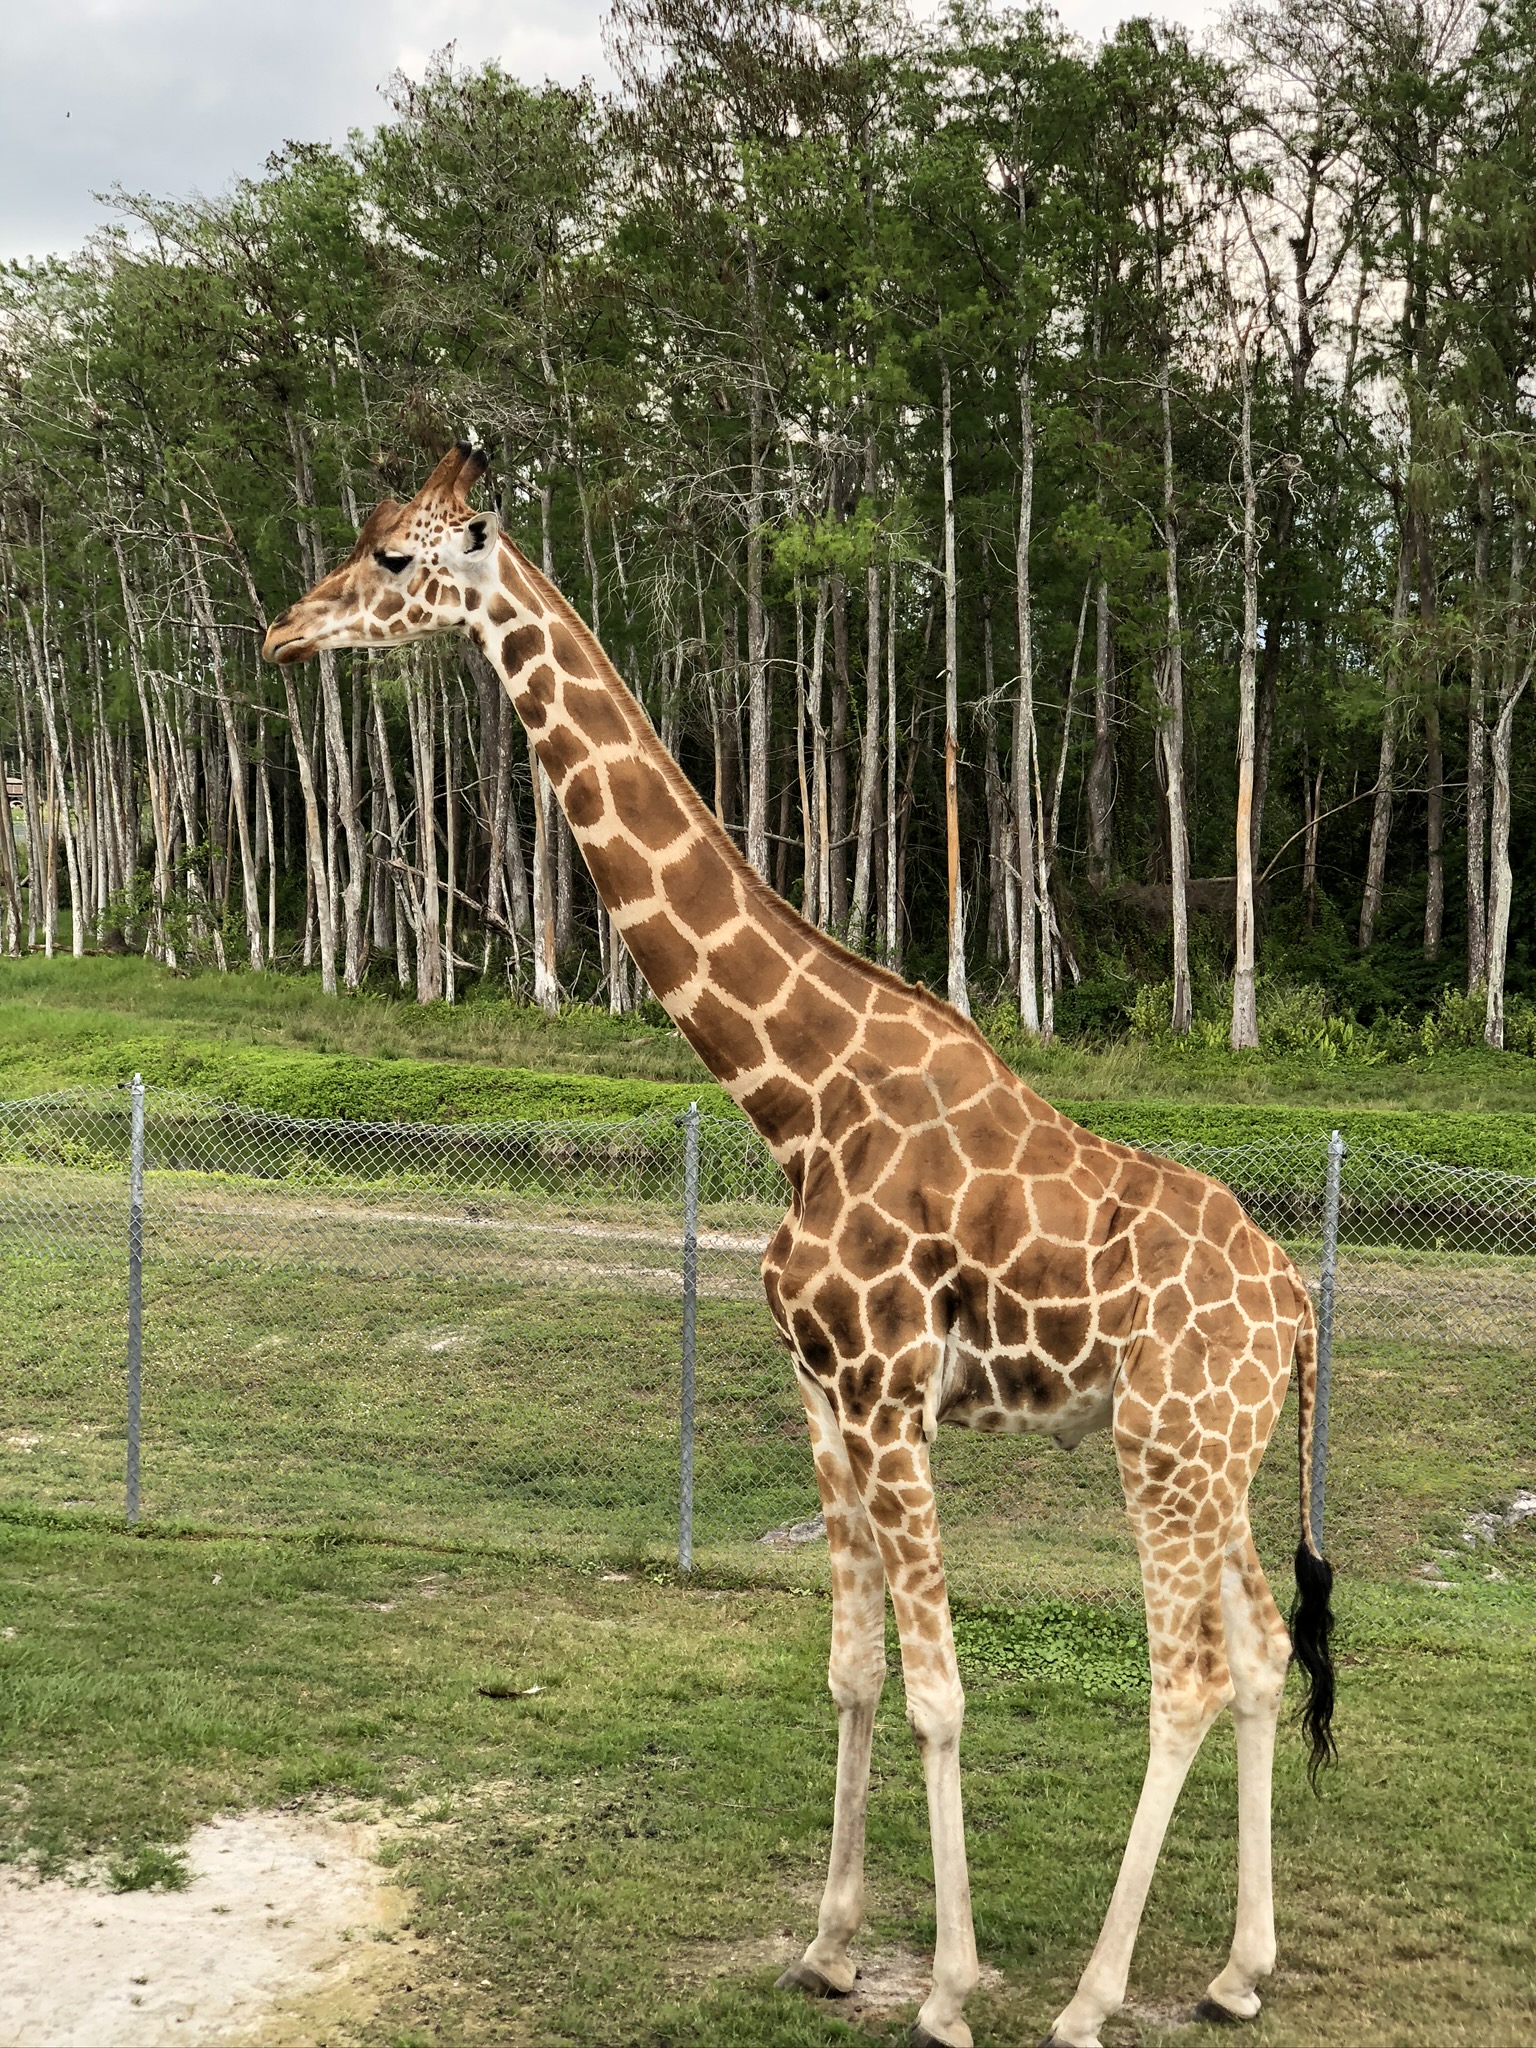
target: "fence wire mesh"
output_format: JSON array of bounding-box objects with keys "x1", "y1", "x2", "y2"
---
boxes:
[{"x1": 2, "y1": 1084, "x2": 1533, "y2": 1606}]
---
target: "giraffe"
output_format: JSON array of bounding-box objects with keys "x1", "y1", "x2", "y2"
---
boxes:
[{"x1": 263, "y1": 445, "x2": 1336, "y2": 2048}]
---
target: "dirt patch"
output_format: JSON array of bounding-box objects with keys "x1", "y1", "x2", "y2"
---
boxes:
[{"x1": 0, "y1": 1809, "x2": 410, "y2": 2048}]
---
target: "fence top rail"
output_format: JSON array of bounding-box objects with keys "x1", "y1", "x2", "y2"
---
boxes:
[
  {"x1": 0, "y1": 1084, "x2": 753, "y2": 1149},
  {"x1": 6, "y1": 1083, "x2": 1536, "y2": 1209}
]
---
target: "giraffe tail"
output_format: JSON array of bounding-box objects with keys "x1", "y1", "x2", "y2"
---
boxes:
[{"x1": 1289, "y1": 1293, "x2": 1337, "y2": 1790}]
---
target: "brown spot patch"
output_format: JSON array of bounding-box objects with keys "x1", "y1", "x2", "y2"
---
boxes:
[
  {"x1": 541, "y1": 724, "x2": 589, "y2": 782},
  {"x1": 955, "y1": 1174, "x2": 1029, "y2": 1270},
  {"x1": 623, "y1": 913, "x2": 698, "y2": 999},
  {"x1": 564, "y1": 681, "x2": 632, "y2": 748},
  {"x1": 867, "y1": 1272, "x2": 924, "y2": 1355},
  {"x1": 908, "y1": 1236, "x2": 957, "y2": 1289},
  {"x1": 925, "y1": 1039, "x2": 994, "y2": 1107},
  {"x1": 502, "y1": 622, "x2": 547, "y2": 672},
  {"x1": 838, "y1": 1119, "x2": 901, "y2": 1197},
  {"x1": 375, "y1": 591, "x2": 404, "y2": 620},
  {"x1": 1033, "y1": 1300, "x2": 1091, "y2": 1366},
  {"x1": 838, "y1": 1203, "x2": 908, "y2": 1283},
  {"x1": 666, "y1": 840, "x2": 740, "y2": 939},
  {"x1": 790, "y1": 1309, "x2": 835, "y2": 1378},
  {"x1": 740, "y1": 1074, "x2": 815, "y2": 1147},
  {"x1": 605, "y1": 758, "x2": 689, "y2": 850},
  {"x1": 501, "y1": 555, "x2": 541, "y2": 609},
  {"x1": 709, "y1": 928, "x2": 791, "y2": 1007},
  {"x1": 563, "y1": 765, "x2": 604, "y2": 830},
  {"x1": 1019, "y1": 1120, "x2": 1075, "y2": 1178},
  {"x1": 947, "y1": 1103, "x2": 1019, "y2": 1172},
  {"x1": 816, "y1": 1275, "x2": 867, "y2": 1361},
  {"x1": 463, "y1": 584, "x2": 481, "y2": 611},
  {"x1": 583, "y1": 834, "x2": 656, "y2": 910},
  {"x1": 512, "y1": 665, "x2": 556, "y2": 728},
  {"x1": 994, "y1": 1355, "x2": 1063, "y2": 1410},
  {"x1": 681, "y1": 989, "x2": 764, "y2": 1081},
  {"x1": 805, "y1": 950, "x2": 874, "y2": 1011},
  {"x1": 764, "y1": 979, "x2": 857, "y2": 1077},
  {"x1": 486, "y1": 591, "x2": 514, "y2": 625},
  {"x1": 549, "y1": 619, "x2": 597, "y2": 678},
  {"x1": 860, "y1": 1016, "x2": 931, "y2": 1072}
]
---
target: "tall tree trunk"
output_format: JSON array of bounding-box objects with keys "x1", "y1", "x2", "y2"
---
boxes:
[
  {"x1": 885, "y1": 562, "x2": 899, "y2": 969},
  {"x1": 1486, "y1": 511, "x2": 1529, "y2": 1049},
  {"x1": 1231, "y1": 322, "x2": 1261, "y2": 1053},
  {"x1": 183, "y1": 516, "x2": 264, "y2": 970},
  {"x1": 1416, "y1": 514, "x2": 1444, "y2": 959},
  {"x1": 940, "y1": 356, "x2": 969, "y2": 1017},
  {"x1": 850, "y1": 436, "x2": 881, "y2": 949},
  {"x1": 1086, "y1": 579, "x2": 1114, "y2": 888},
  {"x1": 1467, "y1": 450, "x2": 1492, "y2": 990},
  {"x1": 1013, "y1": 348, "x2": 1040, "y2": 1032},
  {"x1": 1359, "y1": 538, "x2": 1412, "y2": 951},
  {"x1": 1157, "y1": 351, "x2": 1192, "y2": 1035},
  {"x1": 828, "y1": 574, "x2": 850, "y2": 933}
]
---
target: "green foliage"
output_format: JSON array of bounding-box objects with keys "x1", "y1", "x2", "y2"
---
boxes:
[{"x1": 952, "y1": 1601, "x2": 1150, "y2": 1700}]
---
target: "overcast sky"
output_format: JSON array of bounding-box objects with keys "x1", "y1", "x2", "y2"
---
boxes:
[{"x1": 0, "y1": 0, "x2": 1220, "y2": 266}]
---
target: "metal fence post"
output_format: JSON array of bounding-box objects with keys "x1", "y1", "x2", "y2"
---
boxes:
[
  {"x1": 126, "y1": 1074, "x2": 145, "y2": 1526},
  {"x1": 678, "y1": 1101, "x2": 700, "y2": 1575},
  {"x1": 1311, "y1": 1128, "x2": 1345, "y2": 1552}
]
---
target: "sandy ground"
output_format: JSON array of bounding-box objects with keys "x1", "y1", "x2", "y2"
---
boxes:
[{"x1": 0, "y1": 1810, "x2": 409, "y2": 2048}]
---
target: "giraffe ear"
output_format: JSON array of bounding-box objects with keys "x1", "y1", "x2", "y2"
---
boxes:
[{"x1": 452, "y1": 509, "x2": 499, "y2": 561}]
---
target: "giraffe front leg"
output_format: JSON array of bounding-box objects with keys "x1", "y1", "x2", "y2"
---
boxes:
[
  {"x1": 777, "y1": 1371, "x2": 887, "y2": 2000},
  {"x1": 849, "y1": 1398, "x2": 979, "y2": 2048},
  {"x1": 1198, "y1": 1525, "x2": 1289, "y2": 2024}
]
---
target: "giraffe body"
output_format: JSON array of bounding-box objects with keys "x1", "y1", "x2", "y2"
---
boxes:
[{"x1": 264, "y1": 448, "x2": 1336, "y2": 2048}]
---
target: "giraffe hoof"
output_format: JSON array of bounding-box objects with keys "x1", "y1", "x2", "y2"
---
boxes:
[
  {"x1": 777, "y1": 1961, "x2": 852, "y2": 1999},
  {"x1": 1192, "y1": 1998, "x2": 1247, "y2": 2025},
  {"x1": 912, "y1": 2028, "x2": 971, "y2": 2048}
]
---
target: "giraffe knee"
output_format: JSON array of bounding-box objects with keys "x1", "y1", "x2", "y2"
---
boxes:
[
  {"x1": 905, "y1": 1675, "x2": 965, "y2": 1749},
  {"x1": 828, "y1": 1642, "x2": 885, "y2": 1712}
]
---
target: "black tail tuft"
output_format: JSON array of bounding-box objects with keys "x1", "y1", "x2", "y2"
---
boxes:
[{"x1": 1290, "y1": 1542, "x2": 1337, "y2": 1791}]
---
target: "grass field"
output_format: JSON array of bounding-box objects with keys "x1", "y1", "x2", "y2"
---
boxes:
[
  {"x1": 2, "y1": 1510, "x2": 1533, "y2": 2047},
  {"x1": 3, "y1": 1167, "x2": 1534, "y2": 2048},
  {"x1": 3, "y1": 953, "x2": 1535, "y2": 2043},
  {"x1": 7, "y1": 952, "x2": 1536, "y2": 1118}
]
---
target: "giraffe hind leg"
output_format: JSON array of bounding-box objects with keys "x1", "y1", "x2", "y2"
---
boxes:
[
  {"x1": 1198, "y1": 1517, "x2": 1290, "y2": 2023},
  {"x1": 1045, "y1": 1449, "x2": 1236, "y2": 2047}
]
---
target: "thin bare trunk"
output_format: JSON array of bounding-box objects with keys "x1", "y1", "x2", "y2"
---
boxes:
[
  {"x1": 1467, "y1": 451, "x2": 1492, "y2": 990},
  {"x1": 1359, "y1": 539, "x2": 1412, "y2": 950},
  {"x1": 1157, "y1": 349, "x2": 1191, "y2": 1035},
  {"x1": 1486, "y1": 511, "x2": 1529, "y2": 1049},
  {"x1": 940, "y1": 357, "x2": 969, "y2": 1017},
  {"x1": 1013, "y1": 350, "x2": 1039, "y2": 1032}
]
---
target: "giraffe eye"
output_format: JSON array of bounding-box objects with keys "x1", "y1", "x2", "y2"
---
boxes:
[{"x1": 374, "y1": 550, "x2": 412, "y2": 574}]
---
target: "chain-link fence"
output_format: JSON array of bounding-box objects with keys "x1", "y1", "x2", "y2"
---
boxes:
[{"x1": 3, "y1": 1082, "x2": 1533, "y2": 1604}]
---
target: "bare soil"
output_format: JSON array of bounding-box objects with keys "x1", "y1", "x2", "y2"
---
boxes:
[{"x1": 0, "y1": 1809, "x2": 409, "y2": 2048}]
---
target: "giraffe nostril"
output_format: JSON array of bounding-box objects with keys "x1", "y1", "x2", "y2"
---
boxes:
[{"x1": 270, "y1": 607, "x2": 293, "y2": 630}]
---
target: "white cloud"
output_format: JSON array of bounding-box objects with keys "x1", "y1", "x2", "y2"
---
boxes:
[{"x1": 0, "y1": 0, "x2": 1219, "y2": 265}]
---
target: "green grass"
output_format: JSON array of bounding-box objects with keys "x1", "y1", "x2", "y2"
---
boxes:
[
  {"x1": 7, "y1": 955, "x2": 1536, "y2": 1169},
  {"x1": 3, "y1": 1186, "x2": 1534, "y2": 2041},
  {"x1": 1, "y1": 1514, "x2": 1532, "y2": 2047},
  {"x1": 4, "y1": 952, "x2": 1536, "y2": 2041}
]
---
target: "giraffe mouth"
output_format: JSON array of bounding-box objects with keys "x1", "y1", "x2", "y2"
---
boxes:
[{"x1": 260, "y1": 625, "x2": 319, "y2": 666}]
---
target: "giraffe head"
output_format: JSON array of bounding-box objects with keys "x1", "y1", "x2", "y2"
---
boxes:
[{"x1": 261, "y1": 444, "x2": 499, "y2": 666}]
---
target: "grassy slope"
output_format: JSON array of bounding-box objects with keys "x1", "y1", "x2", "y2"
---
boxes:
[{"x1": 6, "y1": 956, "x2": 1536, "y2": 1167}]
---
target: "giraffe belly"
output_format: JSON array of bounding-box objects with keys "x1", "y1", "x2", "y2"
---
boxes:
[{"x1": 938, "y1": 1341, "x2": 1117, "y2": 1448}]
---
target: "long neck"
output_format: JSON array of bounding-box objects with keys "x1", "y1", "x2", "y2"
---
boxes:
[{"x1": 472, "y1": 535, "x2": 946, "y2": 1159}]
